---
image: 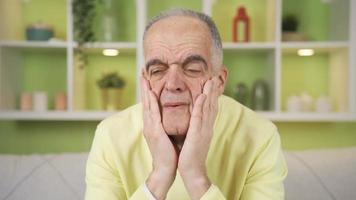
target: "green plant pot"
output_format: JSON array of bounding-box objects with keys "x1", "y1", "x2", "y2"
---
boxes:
[{"x1": 101, "y1": 88, "x2": 122, "y2": 110}]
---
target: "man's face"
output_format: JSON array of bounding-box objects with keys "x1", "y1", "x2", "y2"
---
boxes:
[{"x1": 143, "y1": 16, "x2": 215, "y2": 136}]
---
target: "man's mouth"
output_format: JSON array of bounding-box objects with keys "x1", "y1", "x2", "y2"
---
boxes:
[{"x1": 163, "y1": 102, "x2": 188, "y2": 109}]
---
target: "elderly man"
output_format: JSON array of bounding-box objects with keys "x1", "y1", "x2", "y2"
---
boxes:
[{"x1": 85, "y1": 9, "x2": 287, "y2": 200}]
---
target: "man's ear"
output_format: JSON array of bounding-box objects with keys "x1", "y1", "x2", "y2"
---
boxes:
[{"x1": 217, "y1": 66, "x2": 228, "y2": 95}]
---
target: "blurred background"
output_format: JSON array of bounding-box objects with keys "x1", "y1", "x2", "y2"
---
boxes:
[
  {"x1": 1, "y1": 0, "x2": 356, "y2": 199},
  {"x1": 0, "y1": 0, "x2": 355, "y2": 156}
]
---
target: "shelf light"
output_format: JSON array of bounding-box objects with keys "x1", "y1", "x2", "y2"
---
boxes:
[
  {"x1": 298, "y1": 49, "x2": 314, "y2": 56},
  {"x1": 103, "y1": 49, "x2": 119, "y2": 56}
]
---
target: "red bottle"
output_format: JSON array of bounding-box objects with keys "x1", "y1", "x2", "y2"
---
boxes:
[{"x1": 233, "y1": 6, "x2": 250, "y2": 42}]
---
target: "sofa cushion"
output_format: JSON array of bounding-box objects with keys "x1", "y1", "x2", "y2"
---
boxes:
[
  {"x1": 0, "y1": 147, "x2": 355, "y2": 200},
  {"x1": 284, "y1": 147, "x2": 356, "y2": 200},
  {"x1": 0, "y1": 153, "x2": 88, "y2": 200}
]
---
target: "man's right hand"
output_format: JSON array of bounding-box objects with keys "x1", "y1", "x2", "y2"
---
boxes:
[{"x1": 141, "y1": 76, "x2": 178, "y2": 200}]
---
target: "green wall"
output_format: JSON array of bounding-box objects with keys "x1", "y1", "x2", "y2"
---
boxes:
[
  {"x1": 0, "y1": 121, "x2": 96, "y2": 154},
  {"x1": 0, "y1": 120, "x2": 356, "y2": 154},
  {"x1": 277, "y1": 122, "x2": 356, "y2": 150}
]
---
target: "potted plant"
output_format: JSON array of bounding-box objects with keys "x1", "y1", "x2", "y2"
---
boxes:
[
  {"x1": 97, "y1": 72, "x2": 125, "y2": 110},
  {"x1": 282, "y1": 15, "x2": 298, "y2": 32},
  {"x1": 282, "y1": 14, "x2": 307, "y2": 41},
  {"x1": 72, "y1": 0, "x2": 97, "y2": 109},
  {"x1": 72, "y1": 0, "x2": 96, "y2": 69}
]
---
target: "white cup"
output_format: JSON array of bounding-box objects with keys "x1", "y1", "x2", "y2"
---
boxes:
[
  {"x1": 316, "y1": 96, "x2": 332, "y2": 113},
  {"x1": 300, "y1": 93, "x2": 314, "y2": 112},
  {"x1": 287, "y1": 95, "x2": 301, "y2": 112},
  {"x1": 33, "y1": 91, "x2": 48, "y2": 112}
]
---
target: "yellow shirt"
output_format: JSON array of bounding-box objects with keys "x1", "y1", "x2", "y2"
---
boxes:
[{"x1": 85, "y1": 95, "x2": 287, "y2": 200}]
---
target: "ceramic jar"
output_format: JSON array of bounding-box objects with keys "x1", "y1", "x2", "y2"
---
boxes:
[
  {"x1": 234, "y1": 82, "x2": 248, "y2": 106},
  {"x1": 251, "y1": 79, "x2": 269, "y2": 111}
]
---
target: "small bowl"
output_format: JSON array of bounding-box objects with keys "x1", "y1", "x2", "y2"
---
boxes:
[{"x1": 26, "y1": 23, "x2": 54, "y2": 41}]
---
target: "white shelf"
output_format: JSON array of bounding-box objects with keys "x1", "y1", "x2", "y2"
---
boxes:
[
  {"x1": 281, "y1": 41, "x2": 349, "y2": 50},
  {"x1": 0, "y1": 41, "x2": 67, "y2": 49},
  {"x1": 259, "y1": 111, "x2": 356, "y2": 122},
  {"x1": 0, "y1": 111, "x2": 118, "y2": 121},
  {"x1": 73, "y1": 42, "x2": 137, "y2": 49},
  {"x1": 223, "y1": 42, "x2": 275, "y2": 50},
  {"x1": 0, "y1": 41, "x2": 137, "y2": 50}
]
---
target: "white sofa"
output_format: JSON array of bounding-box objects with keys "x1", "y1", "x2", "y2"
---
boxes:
[{"x1": 1, "y1": 147, "x2": 355, "y2": 200}]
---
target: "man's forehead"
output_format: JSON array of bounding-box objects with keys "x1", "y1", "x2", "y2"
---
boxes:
[
  {"x1": 144, "y1": 16, "x2": 212, "y2": 55},
  {"x1": 143, "y1": 15, "x2": 213, "y2": 70},
  {"x1": 144, "y1": 15, "x2": 210, "y2": 40}
]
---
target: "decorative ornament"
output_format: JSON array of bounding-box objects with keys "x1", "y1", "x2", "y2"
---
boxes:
[{"x1": 233, "y1": 6, "x2": 250, "y2": 42}]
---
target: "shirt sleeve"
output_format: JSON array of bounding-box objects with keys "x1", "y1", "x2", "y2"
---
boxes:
[
  {"x1": 85, "y1": 122, "x2": 149, "y2": 200},
  {"x1": 240, "y1": 130, "x2": 288, "y2": 200}
]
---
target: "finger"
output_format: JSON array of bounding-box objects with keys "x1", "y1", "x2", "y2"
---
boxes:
[
  {"x1": 210, "y1": 77, "x2": 220, "y2": 109},
  {"x1": 188, "y1": 94, "x2": 206, "y2": 135},
  {"x1": 202, "y1": 79, "x2": 213, "y2": 96},
  {"x1": 148, "y1": 90, "x2": 161, "y2": 121},
  {"x1": 144, "y1": 77, "x2": 153, "y2": 111},
  {"x1": 191, "y1": 93, "x2": 206, "y2": 118},
  {"x1": 140, "y1": 76, "x2": 149, "y2": 110},
  {"x1": 202, "y1": 79, "x2": 213, "y2": 113}
]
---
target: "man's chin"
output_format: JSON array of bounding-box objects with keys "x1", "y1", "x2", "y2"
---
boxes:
[
  {"x1": 162, "y1": 111, "x2": 190, "y2": 135},
  {"x1": 163, "y1": 124, "x2": 189, "y2": 136}
]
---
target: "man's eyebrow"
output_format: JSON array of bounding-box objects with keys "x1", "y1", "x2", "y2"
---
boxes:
[
  {"x1": 145, "y1": 55, "x2": 208, "y2": 71},
  {"x1": 182, "y1": 55, "x2": 208, "y2": 70},
  {"x1": 145, "y1": 59, "x2": 167, "y2": 71}
]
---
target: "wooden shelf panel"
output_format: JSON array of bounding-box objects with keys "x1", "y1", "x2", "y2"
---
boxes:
[
  {"x1": 0, "y1": 111, "x2": 117, "y2": 121},
  {"x1": 223, "y1": 42, "x2": 276, "y2": 50},
  {"x1": 260, "y1": 112, "x2": 356, "y2": 122},
  {"x1": 73, "y1": 42, "x2": 137, "y2": 49},
  {"x1": 281, "y1": 41, "x2": 350, "y2": 50},
  {"x1": 0, "y1": 41, "x2": 67, "y2": 49}
]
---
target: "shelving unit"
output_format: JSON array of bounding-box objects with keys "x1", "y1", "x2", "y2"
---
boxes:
[
  {"x1": 74, "y1": 42, "x2": 136, "y2": 49},
  {"x1": 0, "y1": 111, "x2": 115, "y2": 121},
  {"x1": 259, "y1": 112, "x2": 356, "y2": 122},
  {"x1": 0, "y1": 0, "x2": 355, "y2": 121},
  {"x1": 0, "y1": 41, "x2": 68, "y2": 49},
  {"x1": 222, "y1": 42, "x2": 275, "y2": 50}
]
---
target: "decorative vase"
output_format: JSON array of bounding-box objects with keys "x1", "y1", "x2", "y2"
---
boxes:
[
  {"x1": 20, "y1": 92, "x2": 33, "y2": 111},
  {"x1": 251, "y1": 79, "x2": 269, "y2": 111},
  {"x1": 101, "y1": 88, "x2": 122, "y2": 110},
  {"x1": 232, "y1": 6, "x2": 250, "y2": 42},
  {"x1": 282, "y1": 32, "x2": 307, "y2": 41},
  {"x1": 98, "y1": 0, "x2": 119, "y2": 42},
  {"x1": 234, "y1": 82, "x2": 248, "y2": 106},
  {"x1": 54, "y1": 92, "x2": 67, "y2": 111}
]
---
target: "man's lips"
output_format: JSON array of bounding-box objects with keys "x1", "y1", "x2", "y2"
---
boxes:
[{"x1": 163, "y1": 102, "x2": 188, "y2": 108}]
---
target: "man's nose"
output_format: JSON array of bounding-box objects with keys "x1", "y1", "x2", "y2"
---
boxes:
[{"x1": 165, "y1": 67, "x2": 186, "y2": 92}]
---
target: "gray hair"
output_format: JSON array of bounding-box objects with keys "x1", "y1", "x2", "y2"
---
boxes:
[{"x1": 143, "y1": 8, "x2": 223, "y2": 70}]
